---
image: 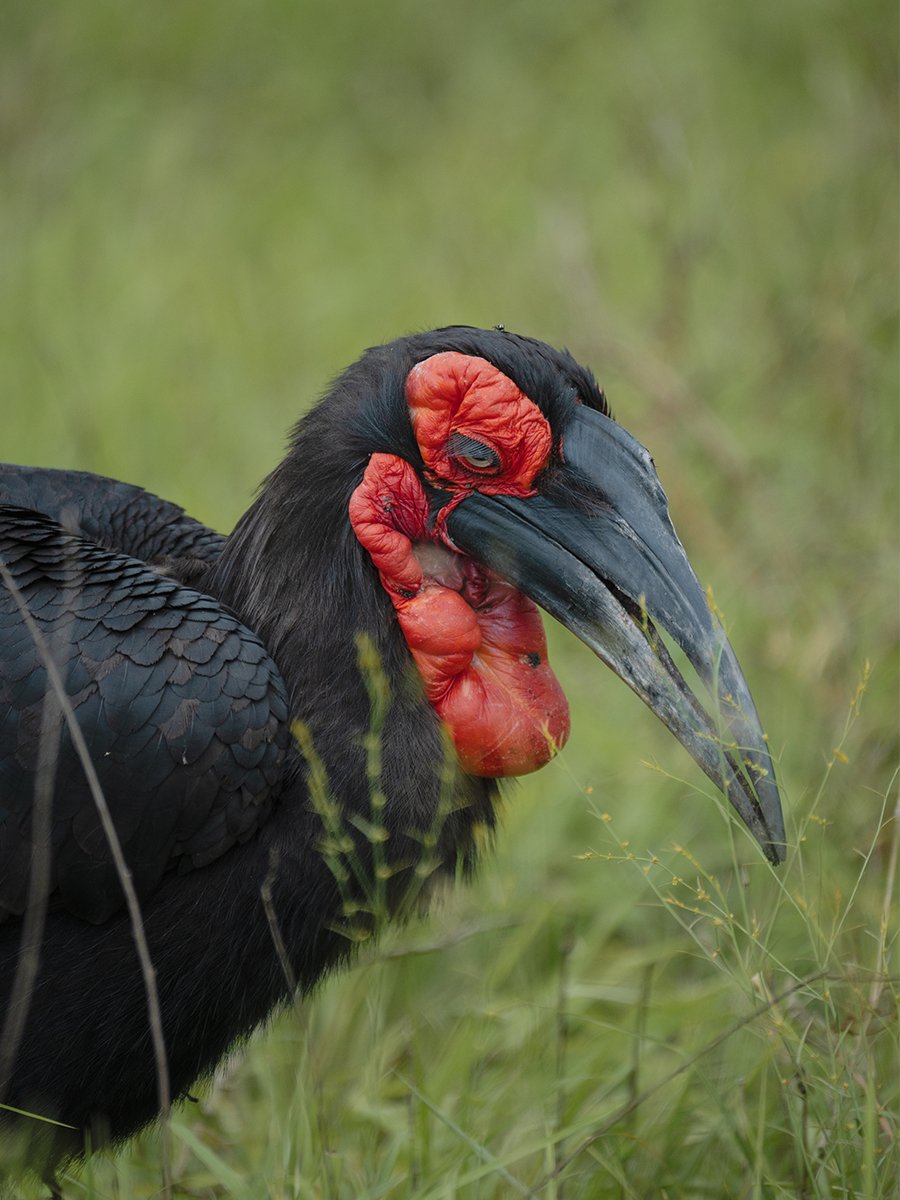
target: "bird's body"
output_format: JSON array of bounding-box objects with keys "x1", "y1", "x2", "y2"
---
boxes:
[{"x1": 0, "y1": 327, "x2": 784, "y2": 1170}]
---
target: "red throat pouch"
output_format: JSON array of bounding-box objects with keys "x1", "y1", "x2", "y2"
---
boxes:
[{"x1": 349, "y1": 452, "x2": 570, "y2": 776}]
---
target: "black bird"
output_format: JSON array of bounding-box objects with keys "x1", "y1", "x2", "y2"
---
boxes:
[{"x1": 0, "y1": 327, "x2": 785, "y2": 1167}]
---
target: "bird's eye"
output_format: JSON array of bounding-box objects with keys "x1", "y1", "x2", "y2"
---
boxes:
[
  {"x1": 447, "y1": 432, "x2": 501, "y2": 474},
  {"x1": 459, "y1": 451, "x2": 497, "y2": 470}
]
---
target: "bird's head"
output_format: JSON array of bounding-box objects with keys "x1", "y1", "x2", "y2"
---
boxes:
[{"x1": 335, "y1": 326, "x2": 785, "y2": 864}]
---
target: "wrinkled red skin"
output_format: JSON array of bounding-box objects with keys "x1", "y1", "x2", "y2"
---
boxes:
[
  {"x1": 348, "y1": 353, "x2": 570, "y2": 778},
  {"x1": 406, "y1": 352, "x2": 552, "y2": 496}
]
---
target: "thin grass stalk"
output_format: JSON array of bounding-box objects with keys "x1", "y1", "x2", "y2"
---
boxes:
[{"x1": 535, "y1": 970, "x2": 828, "y2": 1190}]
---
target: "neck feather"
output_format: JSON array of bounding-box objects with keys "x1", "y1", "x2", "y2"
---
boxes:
[{"x1": 206, "y1": 404, "x2": 498, "y2": 880}]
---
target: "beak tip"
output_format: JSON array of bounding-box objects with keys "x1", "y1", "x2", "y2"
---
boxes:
[
  {"x1": 765, "y1": 824, "x2": 788, "y2": 866},
  {"x1": 762, "y1": 827, "x2": 787, "y2": 865},
  {"x1": 729, "y1": 769, "x2": 786, "y2": 865}
]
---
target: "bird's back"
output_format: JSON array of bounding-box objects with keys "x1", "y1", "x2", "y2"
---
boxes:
[{"x1": 0, "y1": 464, "x2": 225, "y2": 566}]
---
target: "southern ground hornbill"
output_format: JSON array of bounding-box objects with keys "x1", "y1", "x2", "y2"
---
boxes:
[{"x1": 0, "y1": 326, "x2": 785, "y2": 1168}]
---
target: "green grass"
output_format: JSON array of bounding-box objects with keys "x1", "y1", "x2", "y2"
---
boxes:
[{"x1": 2, "y1": 0, "x2": 897, "y2": 1196}]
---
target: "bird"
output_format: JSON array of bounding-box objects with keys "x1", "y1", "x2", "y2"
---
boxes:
[{"x1": 0, "y1": 326, "x2": 785, "y2": 1172}]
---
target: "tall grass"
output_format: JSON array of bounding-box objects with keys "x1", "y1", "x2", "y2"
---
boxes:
[
  {"x1": 2, "y1": 0, "x2": 896, "y2": 1195},
  {"x1": 23, "y1": 669, "x2": 895, "y2": 1198}
]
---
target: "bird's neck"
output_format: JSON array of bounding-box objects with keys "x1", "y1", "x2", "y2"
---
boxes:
[{"x1": 206, "y1": 423, "x2": 498, "y2": 894}]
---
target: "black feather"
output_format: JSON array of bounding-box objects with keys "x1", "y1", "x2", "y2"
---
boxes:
[{"x1": 0, "y1": 327, "x2": 597, "y2": 1165}]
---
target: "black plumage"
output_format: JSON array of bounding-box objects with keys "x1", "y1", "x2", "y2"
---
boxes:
[
  {"x1": 0, "y1": 326, "x2": 783, "y2": 1172},
  {"x1": 0, "y1": 508, "x2": 287, "y2": 924},
  {"x1": 0, "y1": 463, "x2": 224, "y2": 567},
  {"x1": 0, "y1": 328, "x2": 554, "y2": 1160}
]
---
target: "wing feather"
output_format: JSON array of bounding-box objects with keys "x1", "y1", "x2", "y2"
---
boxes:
[{"x1": 0, "y1": 506, "x2": 289, "y2": 925}]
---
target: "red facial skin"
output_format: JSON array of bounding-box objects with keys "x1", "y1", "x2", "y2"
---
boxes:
[
  {"x1": 348, "y1": 354, "x2": 570, "y2": 778},
  {"x1": 406, "y1": 352, "x2": 552, "y2": 496}
]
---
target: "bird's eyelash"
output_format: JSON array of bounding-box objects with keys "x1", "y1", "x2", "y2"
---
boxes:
[{"x1": 446, "y1": 431, "x2": 502, "y2": 473}]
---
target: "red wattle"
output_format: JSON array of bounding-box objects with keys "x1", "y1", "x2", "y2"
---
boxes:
[{"x1": 349, "y1": 453, "x2": 569, "y2": 777}]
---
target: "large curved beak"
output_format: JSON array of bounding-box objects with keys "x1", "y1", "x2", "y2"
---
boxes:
[{"x1": 444, "y1": 406, "x2": 786, "y2": 864}]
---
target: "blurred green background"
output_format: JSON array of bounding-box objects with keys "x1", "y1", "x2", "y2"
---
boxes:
[{"x1": 2, "y1": 1, "x2": 897, "y2": 1196}]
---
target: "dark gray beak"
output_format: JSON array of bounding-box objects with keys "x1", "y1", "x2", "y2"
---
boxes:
[{"x1": 445, "y1": 405, "x2": 786, "y2": 864}]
